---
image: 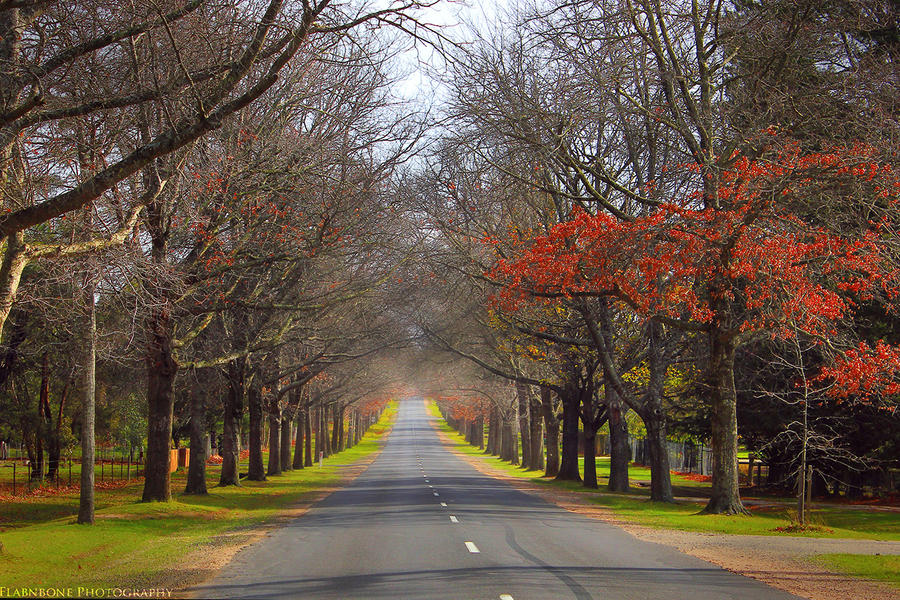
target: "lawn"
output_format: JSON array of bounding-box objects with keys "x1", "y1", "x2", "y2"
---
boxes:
[
  {"x1": 814, "y1": 553, "x2": 900, "y2": 588},
  {"x1": 0, "y1": 403, "x2": 396, "y2": 591}
]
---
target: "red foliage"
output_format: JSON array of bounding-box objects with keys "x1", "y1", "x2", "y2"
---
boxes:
[
  {"x1": 672, "y1": 471, "x2": 712, "y2": 482},
  {"x1": 436, "y1": 395, "x2": 491, "y2": 422},
  {"x1": 489, "y1": 145, "x2": 900, "y2": 403},
  {"x1": 0, "y1": 478, "x2": 135, "y2": 501}
]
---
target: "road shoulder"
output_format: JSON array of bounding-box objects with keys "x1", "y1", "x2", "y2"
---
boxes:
[{"x1": 429, "y1": 417, "x2": 900, "y2": 600}]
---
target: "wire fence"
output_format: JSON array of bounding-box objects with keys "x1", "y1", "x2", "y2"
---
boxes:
[{"x1": 0, "y1": 447, "x2": 144, "y2": 496}]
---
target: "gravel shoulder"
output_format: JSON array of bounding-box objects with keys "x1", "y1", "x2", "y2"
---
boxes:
[{"x1": 433, "y1": 426, "x2": 900, "y2": 600}]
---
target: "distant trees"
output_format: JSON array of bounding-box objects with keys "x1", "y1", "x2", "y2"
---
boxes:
[
  {"x1": 414, "y1": 0, "x2": 900, "y2": 512},
  {"x1": 0, "y1": 0, "x2": 438, "y2": 514}
]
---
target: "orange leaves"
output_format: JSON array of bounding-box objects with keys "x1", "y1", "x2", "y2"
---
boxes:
[
  {"x1": 818, "y1": 340, "x2": 900, "y2": 404},
  {"x1": 488, "y1": 145, "x2": 900, "y2": 399}
]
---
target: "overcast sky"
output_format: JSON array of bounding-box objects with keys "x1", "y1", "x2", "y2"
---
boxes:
[{"x1": 394, "y1": 0, "x2": 509, "y2": 102}]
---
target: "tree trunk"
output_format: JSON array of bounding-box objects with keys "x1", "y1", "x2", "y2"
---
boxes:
[
  {"x1": 28, "y1": 425, "x2": 44, "y2": 481},
  {"x1": 529, "y1": 391, "x2": 543, "y2": 471},
  {"x1": 304, "y1": 405, "x2": 313, "y2": 467},
  {"x1": 248, "y1": 383, "x2": 266, "y2": 480},
  {"x1": 77, "y1": 282, "x2": 96, "y2": 523},
  {"x1": 46, "y1": 383, "x2": 67, "y2": 481},
  {"x1": 487, "y1": 408, "x2": 499, "y2": 455},
  {"x1": 333, "y1": 405, "x2": 344, "y2": 452},
  {"x1": 607, "y1": 386, "x2": 630, "y2": 493},
  {"x1": 642, "y1": 413, "x2": 674, "y2": 501},
  {"x1": 38, "y1": 352, "x2": 54, "y2": 480},
  {"x1": 515, "y1": 383, "x2": 530, "y2": 469},
  {"x1": 322, "y1": 406, "x2": 332, "y2": 458},
  {"x1": 644, "y1": 321, "x2": 674, "y2": 502},
  {"x1": 703, "y1": 332, "x2": 747, "y2": 514},
  {"x1": 583, "y1": 429, "x2": 598, "y2": 489},
  {"x1": 219, "y1": 358, "x2": 245, "y2": 486},
  {"x1": 267, "y1": 408, "x2": 281, "y2": 476},
  {"x1": 0, "y1": 232, "x2": 28, "y2": 344},
  {"x1": 313, "y1": 406, "x2": 322, "y2": 462},
  {"x1": 142, "y1": 307, "x2": 178, "y2": 502},
  {"x1": 541, "y1": 386, "x2": 559, "y2": 477},
  {"x1": 280, "y1": 408, "x2": 293, "y2": 471},
  {"x1": 184, "y1": 372, "x2": 208, "y2": 495},
  {"x1": 511, "y1": 419, "x2": 519, "y2": 465},
  {"x1": 292, "y1": 408, "x2": 304, "y2": 469},
  {"x1": 499, "y1": 421, "x2": 511, "y2": 462},
  {"x1": 581, "y1": 392, "x2": 607, "y2": 490},
  {"x1": 556, "y1": 389, "x2": 581, "y2": 481}
]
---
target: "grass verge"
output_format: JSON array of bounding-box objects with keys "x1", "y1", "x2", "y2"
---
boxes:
[
  {"x1": 427, "y1": 400, "x2": 900, "y2": 541},
  {"x1": 813, "y1": 553, "x2": 900, "y2": 587},
  {"x1": 0, "y1": 402, "x2": 397, "y2": 592}
]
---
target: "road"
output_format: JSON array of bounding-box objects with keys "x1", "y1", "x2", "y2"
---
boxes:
[{"x1": 194, "y1": 399, "x2": 799, "y2": 600}]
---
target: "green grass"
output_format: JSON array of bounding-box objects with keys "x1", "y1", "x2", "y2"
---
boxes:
[
  {"x1": 814, "y1": 553, "x2": 900, "y2": 587},
  {"x1": 586, "y1": 494, "x2": 900, "y2": 540},
  {"x1": 428, "y1": 400, "x2": 900, "y2": 541},
  {"x1": 0, "y1": 403, "x2": 396, "y2": 591},
  {"x1": 428, "y1": 401, "x2": 708, "y2": 489}
]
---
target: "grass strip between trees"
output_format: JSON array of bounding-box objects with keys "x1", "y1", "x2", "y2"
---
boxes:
[
  {"x1": 427, "y1": 400, "x2": 900, "y2": 542},
  {"x1": 0, "y1": 402, "x2": 397, "y2": 592}
]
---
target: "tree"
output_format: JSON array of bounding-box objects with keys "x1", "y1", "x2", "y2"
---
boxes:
[
  {"x1": 490, "y1": 144, "x2": 898, "y2": 513},
  {"x1": 0, "y1": 0, "x2": 439, "y2": 342}
]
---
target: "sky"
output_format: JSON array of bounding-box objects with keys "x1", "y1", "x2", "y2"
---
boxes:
[{"x1": 394, "y1": 0, "x2": 510, "y2": 103}]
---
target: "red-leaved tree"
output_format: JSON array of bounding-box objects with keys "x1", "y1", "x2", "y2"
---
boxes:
[{"x1": 490, "y1": 144, "x2": 899, "y2": 513}]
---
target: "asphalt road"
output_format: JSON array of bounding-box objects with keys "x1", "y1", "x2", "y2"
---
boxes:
[{"x1": 194, "y1": 399, "x2": 799, "y2": 600}]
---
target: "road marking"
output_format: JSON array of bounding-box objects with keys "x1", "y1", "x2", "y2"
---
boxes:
[
  {"x1": 440, "y1": 502, "x2": 447, "y2": 507},
  {"x1": 449, "y1": 515, "x2": 458, "y2": 523},
  {"x1": 465, "y1": 541, "x2": 480, "y2": 553},
  {"x1": 499, "y1": 595, "x2": 514, "y2": 600},
  {"x1": 433, "y1": 492, "x2": 439, "y2": 496}
]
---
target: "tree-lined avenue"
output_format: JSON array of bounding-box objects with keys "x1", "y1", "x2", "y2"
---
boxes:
[{"x1": 194, "y1": 399, "x2": 799, "y2": 600}]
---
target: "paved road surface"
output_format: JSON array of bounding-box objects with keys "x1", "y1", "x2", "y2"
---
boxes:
[{"x1": 194, "y1": 399, "x2": 798, "y2": 599}]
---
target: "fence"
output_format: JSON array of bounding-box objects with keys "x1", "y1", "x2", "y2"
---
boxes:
[
  {"x1": 0, "y1": 449, "x2": 143, "y2": 496},
  {"x1": 624, "y1": 435, "x2": 769, "y2": 485},
  {"x1": 628, "y1": 436, "x2": 715, "y2": 476}
]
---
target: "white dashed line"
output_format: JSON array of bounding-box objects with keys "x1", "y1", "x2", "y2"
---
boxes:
[
  {"x1": 464, "y1": 542, "x2": 480, "y2": 554},
  {"x1": 449, "y1": 515, "x2": 458, "y2": 523}
]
